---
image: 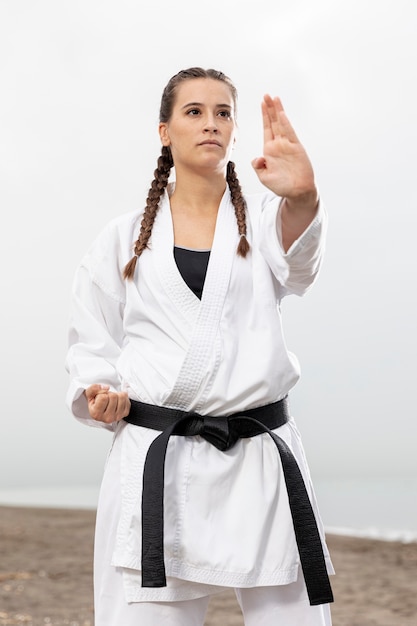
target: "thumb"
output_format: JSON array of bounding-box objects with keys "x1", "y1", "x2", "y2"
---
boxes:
[
  {"x1": 85, "y1": 384, "x2": 110, "y2": 402},
  {"x1": 251, "y1": 157, "x2": 267, "y2": 172}
]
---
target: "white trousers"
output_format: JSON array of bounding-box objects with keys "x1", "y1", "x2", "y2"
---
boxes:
[{"x1": 94, "y1": 562, "x2": 332, "y2": 626}]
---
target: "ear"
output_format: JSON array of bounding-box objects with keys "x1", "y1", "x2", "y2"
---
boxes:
[{"x1": 159, "y1": 122, "x2": 170, "y2": 147}]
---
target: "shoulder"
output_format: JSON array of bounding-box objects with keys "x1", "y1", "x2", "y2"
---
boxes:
[
  {"x1": 100, "y1": 208, "x2": 143, "y2": 248},
  {"x1": 76, "y1": 208, "x2": 143, "y2": 299},
  {"x1": 243, "y1": 190, "x2": 281, "y2": 215},
  {"x1": 242, "y1": 191, "x2": 281, "y2": 237},
  {"x1": 83, "y1": 208, "x2": 143, "y2": 269}
]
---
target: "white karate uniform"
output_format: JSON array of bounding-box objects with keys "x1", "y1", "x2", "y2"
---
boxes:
[{"x1": 66, "y1": 185, "x2": 334, "y2": 620}]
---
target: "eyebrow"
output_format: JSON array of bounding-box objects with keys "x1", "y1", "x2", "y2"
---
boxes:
[{"x1": 181, "y1": 102, "x2": 233, "y2": 110}]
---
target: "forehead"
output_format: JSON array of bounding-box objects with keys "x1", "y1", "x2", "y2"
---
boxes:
[{"x1": 174, "y1": 78, "x2": 235, "y2": 108}]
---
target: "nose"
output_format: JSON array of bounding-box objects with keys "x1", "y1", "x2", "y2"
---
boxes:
[{"x1": 203, "y1": 113, "x2": 218, "y2": 132}]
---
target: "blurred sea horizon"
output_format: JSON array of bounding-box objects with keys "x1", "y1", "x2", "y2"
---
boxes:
[{"x1": 0, "y1": 478, "x2": 415, "y2": 543}]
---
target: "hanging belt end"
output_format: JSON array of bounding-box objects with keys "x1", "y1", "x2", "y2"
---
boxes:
[{"x1": 141, "y1": 572, "x2": 167, "y2": 588}]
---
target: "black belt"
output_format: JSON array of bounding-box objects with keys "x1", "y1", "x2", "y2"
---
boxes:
[{"x1": 124, "y1": 397, "x2": 334, "y2": 606}]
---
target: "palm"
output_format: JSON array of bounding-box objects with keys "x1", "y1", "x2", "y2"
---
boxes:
[{"x1": 252, "y1": 95, "x2": 315, "y2": 199}]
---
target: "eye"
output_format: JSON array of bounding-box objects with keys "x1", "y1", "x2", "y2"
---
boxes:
[
  {"x1": 218, "y1": 109, "x2": 232, "y2": 118},
  {"x1": 186, "y1": 108, "x2": 201, "y2": 116}
]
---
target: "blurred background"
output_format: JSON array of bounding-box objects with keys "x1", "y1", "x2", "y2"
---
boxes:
[{"x1": 1, "y1": 0, "x2": 416, "y2": 540}]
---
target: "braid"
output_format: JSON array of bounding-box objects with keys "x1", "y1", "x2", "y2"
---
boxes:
[
  {"x1": 123, "y1": 146, "x2": 173, "y2": 280},
  {"x1": 227, "y1": 161, "x2": 250, "y2": 257}
]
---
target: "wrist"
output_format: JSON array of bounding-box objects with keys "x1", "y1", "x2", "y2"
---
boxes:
[{"x1": 284, "y1": 188, "x2": 319, "y2": 213}]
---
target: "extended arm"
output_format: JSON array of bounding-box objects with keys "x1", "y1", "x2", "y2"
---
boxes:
[{"x1": 252, "y1": 95, "x2": 318, "y2": 252}]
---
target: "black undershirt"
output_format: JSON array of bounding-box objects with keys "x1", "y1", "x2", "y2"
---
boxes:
[{"x1": 173, "y1": 246, "x2": 211, "y2": 300}]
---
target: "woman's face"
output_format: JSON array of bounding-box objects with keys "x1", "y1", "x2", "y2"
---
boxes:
[{"x1": 159, "y1": 78, "x2": 237, "y2": 176}]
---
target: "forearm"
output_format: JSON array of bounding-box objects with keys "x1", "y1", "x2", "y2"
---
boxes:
[{"x1": 280, "y1": 188, "x2": 319, "y2": 252}]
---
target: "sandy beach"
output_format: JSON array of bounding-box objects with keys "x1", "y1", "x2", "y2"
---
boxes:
[{"x1": 1, "y1": 505, "x2": 416, "y2": 625}]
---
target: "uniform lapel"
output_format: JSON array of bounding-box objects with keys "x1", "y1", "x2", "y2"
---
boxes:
[
  {"x1": 151, "y1": 190, "x2": 201, "y2": 325},
  {"x1": 160, "y1": 187, "x2": 238, "y2": 409}
]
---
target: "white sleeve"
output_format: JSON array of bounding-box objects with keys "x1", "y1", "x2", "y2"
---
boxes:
[
  {"x1": 65, "y1": 262, "x2": 126, "y2": 430},
  {"x1": 258, "y1": 196, "x2": 328, "y2": 297}
]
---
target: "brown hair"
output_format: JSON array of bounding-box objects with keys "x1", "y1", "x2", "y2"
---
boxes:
[{"x1": 123, "y1": 67, "x2": 249, "y2": 280}]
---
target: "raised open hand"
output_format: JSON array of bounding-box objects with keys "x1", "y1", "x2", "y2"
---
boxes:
[{"x1": 252, "y1": 95, "x2": 317, "y2": 203}]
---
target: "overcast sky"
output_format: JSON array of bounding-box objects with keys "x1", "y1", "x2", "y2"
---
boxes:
[{"x1": 1, "y1": 0, "x2": 416, "y2": 512}]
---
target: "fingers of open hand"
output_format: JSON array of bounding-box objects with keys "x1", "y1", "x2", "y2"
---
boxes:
[
  {"x1": 262, "y1": 95, "x2": 280, "y2": 135},
  {"x1": 87, "y1": 388, "x2": 131, "y2": 424},
  {"x1": 262, "y1": 95, "x2": 299, "y2": 144}
]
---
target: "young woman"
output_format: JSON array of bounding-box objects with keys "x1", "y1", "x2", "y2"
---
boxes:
[{"x1": 66, "y1": 67, "x2": 334, "y2": 625}]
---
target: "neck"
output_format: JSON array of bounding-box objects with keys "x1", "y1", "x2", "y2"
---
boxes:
[{"x1": 170, "y1": 170, "x2": 227, "y2": 214}]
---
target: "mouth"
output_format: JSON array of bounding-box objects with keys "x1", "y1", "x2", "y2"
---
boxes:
[{"x1": 199, "y1": 140, "x2": 222, "y2": 147}]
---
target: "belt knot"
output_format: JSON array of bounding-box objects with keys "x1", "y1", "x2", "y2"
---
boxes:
[{"x1": 175, "y1": 414, "x2": 238, "y2": 451}]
